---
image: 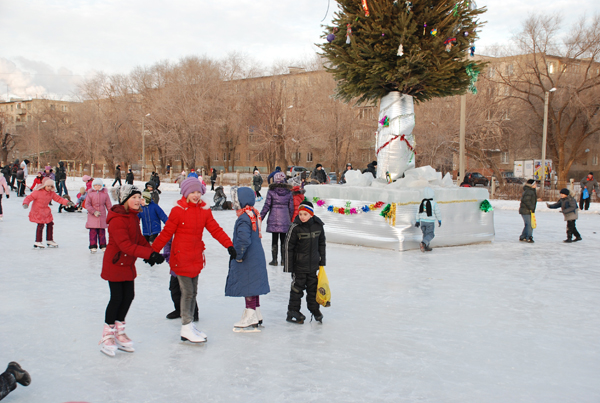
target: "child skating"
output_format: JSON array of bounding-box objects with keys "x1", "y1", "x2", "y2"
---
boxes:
[
  {"x1": 22, "y1": 178, "x2": 72, "y2": 248},
  {"x1": 0, "y1": 175, "x2": 8, "y2": 221},
  {"x1": 152, "y1": 178, "x2": 235, "y2": 343},
  {"x1": 139, "y1": 191, "x2": 168, "y2": 243},
  {"x1": 86, "y1": 178, "x2": 112, "y2": 253},
  {"x1": 415, "y1": 187, "x2": 442, "y2": 252},
  {"x1": 284, "y1": 200, "x2": 326, "y2": 324},
  {"x1": 99, "y1": 184, "x2": 165, "y2": 357},
  {"x1": 547, "y1": 188, "x2": 582, "y2": 243},
  {"x1": 226, "y1": 187, "x2": 270, "y2": 332}
]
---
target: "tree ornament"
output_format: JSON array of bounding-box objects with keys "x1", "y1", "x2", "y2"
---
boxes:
[
  {"x1": 346, "y1": 24, "x2": 352, "y2": 44},
  {"x1": 430, "y1": 28, "x2": 438, "y2": 36},
  {"x1": 397, "y1": 44, "x2": 404, "y2": 56},
  {"x1": 379, "y1": 115, "x2": 390, "y2": 127},
  {"x1": 423, "y1": 22, "x2": 427, "y2": 35},
  {"x1": 405, "y1": 1, "x2": 412, "y2": 12},
  {"x1": 444, "y1": 37, "x2": 456, "y2": 52},
  {"x1": 327, "y1": 33, "x2": 335, "y2": 43},
  {"x1": 466, "y1": 63, "x2": 480, "y2": 94},
  {"x1": 480, "y1": 200, "x2": 493, "y2": 213},
  {"x1": 464, "y1": 31, "x2": 469, "y2": 36},
  {"x1": 470, "y1": 45, "x2": 475, "y2": 57},
  {"x1": 362, "y1": 0, "x2": 369, "y2": 17}
]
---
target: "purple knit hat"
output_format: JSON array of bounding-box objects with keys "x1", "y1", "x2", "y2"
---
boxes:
[
  {"x1": 180, "y1": 178, "x2": 206, "y2": 198},
  {"x1": 274, "y1": 172, "x2": 286, "y2": 183}
]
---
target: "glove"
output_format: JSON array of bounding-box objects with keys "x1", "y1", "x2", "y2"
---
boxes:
[
  {"x1": 148, "y1": 251, "x2": 165, "y2": 265},
  {"x1": 415, "y1": 222, "x2": 420, "y2": 228},
  {"x1": 23, "y1": 204, "x2": 28, "y2": 209},
  {"x1": 94, "y1": 211, "x2": 101, "y2": 217},
  {"x1": 438, "y1": 221, "x2": 442, "y2": 227},
  {"x1": 228, "y1": 246, "x2": 237, "y2": 259},
  {"x1": 144, "y1": 258, "x2": 154, "y2": 266},
  {"x1": 5, "y1": 194, "x2": 8, "y2": 199}
]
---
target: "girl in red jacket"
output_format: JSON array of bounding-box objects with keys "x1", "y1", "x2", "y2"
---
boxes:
[
  {"x1": 99, "y1": 184, "x2": 165, "y2": 357},
  {"x1": 152, "y1": 178, "x2": 236, "y2": 343},
  {"x1": 22, "y1": 178, "x2": 71, "y2": 248}
]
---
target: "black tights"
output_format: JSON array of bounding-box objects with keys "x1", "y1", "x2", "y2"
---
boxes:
[
  {"x1": 105, "y1": 281, "x2": 135, "y2": 325},
  {"x1": 271, "y1": 232, "x2": 286, "y2": 248}
]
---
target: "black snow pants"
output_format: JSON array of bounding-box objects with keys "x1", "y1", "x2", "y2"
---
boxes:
[
  {"x1": 288, "y1": 271, "x2": 319, "y2": 315},
  {"x1": 566, "y1": 220, "x2": 581, "y2": 240}
]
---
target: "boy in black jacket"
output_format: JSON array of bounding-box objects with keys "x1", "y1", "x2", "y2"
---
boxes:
[
  {"x1": 284, "y1": 200, "x2": 326, "y2": 323},
  {"x1": 546, "y1": 188, "x2": 581, "y2": 243}
]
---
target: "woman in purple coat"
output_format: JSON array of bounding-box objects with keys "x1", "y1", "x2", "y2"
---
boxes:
[
  {"x1": 86, "y1": 178, "x2": 112, "y2": 253},
  {"x1": 260, "y1": 172, "x2": 294, "y2": 266}
]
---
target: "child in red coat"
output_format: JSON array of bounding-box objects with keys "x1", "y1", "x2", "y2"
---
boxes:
[
  {"x1": 22, "y1": 178, "x2": 71, "y2": 248},
  {"x1": 99, "y1": 184, "x2": 165, "y2": 357},
  {"x1": 152, "y1": 178, "x2": 236, "y2": 343}
]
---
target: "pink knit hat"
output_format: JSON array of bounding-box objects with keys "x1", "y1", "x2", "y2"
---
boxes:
[{"x1": 180, "y1": 178, "x2": 206, "y2": 198}]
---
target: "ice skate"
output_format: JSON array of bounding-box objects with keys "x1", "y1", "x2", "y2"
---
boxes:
[
  {"x1": 180, "y1": 323, "x2": 206, "y2": 343},
  {"x1": 166, "y1": 310, "x2": 180, "y2": 319},
  {"x1": 424, "y1": 245, "x2": 433, "y2": 252},
  {"x1": 90, "y1": 246, "x2": 98, "y2": 253},
  {"x1": 563, "y1": 239, "x2": 573, "y2": 243},
  {"x1": 100, "y1": 245, "x2": 107, "y2": 251},
  {"x1": 33, "y1": 242, "x2": 45, "y2": 248},
  {"x1": 99, "y1": 324, "x2": 118, "y2": 357},
  {"x1": 46, "y1": 240, "x2": 59, "y2": 248},
  {"x1": 420, "y1": 242, "x2": 425, "y2": 252},
  {"x1": 191, "y1": 323, "x2": 208, "y2": 339},
  {"x1": 311, "y1": 310, "x2": 324, "y2": 323},
  {"x1": 574, "y1": 237, "x2": 582, "y2": 242},
  {"x1": 114, "y1": 321, "x2": 135, "y2": 352},
  {"x1": 6, "y1": 362, "x2": 31, "y2": 386},
  {"x1": 526, "y1": 237, "x2": 534, "y2": 243},
  {"x1": 233, "y1": 308, "x2": 260, "y2": 332},
  {"x1": 286, "y1": 310, "x2": 305, "y2": 324},
  {"x1": 255, "y1": 307, "x2": 263, "y2": 325}
]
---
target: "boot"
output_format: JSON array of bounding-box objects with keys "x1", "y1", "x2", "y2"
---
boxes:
[
  {"x1": 286, "y1": 310, "x2": 305, "y2": 324},
  {"x1": 114, "y1": 321, "x2": 134, "y2": 352},
  {"x1": 166, "y1": 310, "x2": 180, "y2": 319},
  {"x1": 6, "y1": 362, "x2": 31, "y2": 386},
  {"x1": 90, "y1": 245, "x2": 98, "y2": 253},
  {"x1": 280, "y1": 244, "x2": 285, "y2": 266},
  {"x1": 99, "y1": 324, "x2": 118, "y2": 357},
  {"x1": 46, "y1": 240, "x2": 59, "y2": 247},
  {"x1": 180, "y1": 323, "x2": 206, "y2": 343},
  {"x1": 234, "y1": 308, "x2": 259, "y2": 328},
  {"x1": 33, "y1": 242, "x2": 45, "y2": 248},
  {"x1": 255, "y1": 307, "x2": 263, "y2": 325},
  {"x1": 269, "y1": 246, "x2": 278, "y2": 266},
  {"x1": 310, "y1": 309, "x2": 324, "y2": 323}
]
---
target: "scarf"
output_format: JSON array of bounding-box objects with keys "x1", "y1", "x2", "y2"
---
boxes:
[
  {"x1": 236, "y1": 205, "x2": 262, "y2": 238},
  {"x1": 419, "y1": 198, "x2": 433, "y2": 217}
]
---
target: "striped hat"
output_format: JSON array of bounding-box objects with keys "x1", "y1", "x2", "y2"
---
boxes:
[{"x1": 298, "y1": 200, "x2": 314, "y2": 216}]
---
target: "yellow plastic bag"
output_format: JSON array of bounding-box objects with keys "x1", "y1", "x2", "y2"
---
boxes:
[
  {"x1": 531, "y1": 212, "x2": 537, "y2": 229},
  {"x1": 315, "y1": 266, "x2": 331, "y2": 307}
]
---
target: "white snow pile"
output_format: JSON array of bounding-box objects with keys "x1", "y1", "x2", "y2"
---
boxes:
[{"x1": 345, "y1": 165, "x2": 454, "y2": 189}]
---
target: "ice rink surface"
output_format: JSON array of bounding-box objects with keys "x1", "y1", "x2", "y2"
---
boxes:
[{"x1": 1, "y1": 185, "x2": 599, "y2": 402}]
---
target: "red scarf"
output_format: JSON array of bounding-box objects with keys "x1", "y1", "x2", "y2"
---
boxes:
[{"x1": 236, "y1": 205, "x2": 262, "y2": 238}]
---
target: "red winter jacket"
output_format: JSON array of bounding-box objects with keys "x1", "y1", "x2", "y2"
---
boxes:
[
  {"x1": 152, "y1": 197, "x2": 232, "y2": 278},
  {"x1": 101, "y1": 205, "x2": 154, "y2": 282},
  {"x1": 23, "y1": 189, "x2": 69, "y2": 224}
]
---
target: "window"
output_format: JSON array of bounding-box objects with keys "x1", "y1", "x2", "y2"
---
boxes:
[
  {"x1": 593, "y1": 154, "x2": 598, "y2": 166},
  {"x1": 358, "y1": 108, "x2": 373, "y2": 120},
  {"x1": 291, "y1": 152, "x2": 301, "y2": 161},
  {"x1": 507, "y1": 64, "x2": 514, "y2": 76},
  {"x1": 547, "y1": 62, "x2": 556, "y2": 74},
  {"x1": 487, "y1": 66, "x2": 495, "y2": 78},
  {"x1": 214, "y1": 154, "x2": 219, "y2": 161},
  {"x1": 362, "y1": 152, "x2": 368, "y2": 162},
  {"x1": 50, "y1": 104, "x2": 55, "y2": 110},
  {"x1": 62, "y1": 105, "x2": 67, "y2": 112},
  {"x1": 501, "y1": 152, "x2": 509, "y2": 164},
  {"x1": 174, "y1": 155, "x2": 181, "y2": 161},
  {"x1": 246, "y1": 153, "x2": 251, "y2": 161},
  {"x1": 502, "y1": 109, "x2": 510, "y2": 120},
  {"x1": 27, "y1": 103, "x2": 31, "y2": 110},
  {"x1": 257, "y1": 152, "x2": 265, "y2": 162},
  {"x1": 248, "y1": 135, "x2": 255, "y2": 143},
  {"x1": 306, "y1": 152, "x2": 313, "y2": 163},
  {"x1": 500, "y1": 85, "x2": 510, "y2": 96},
  {"x1": 17, "y1": 103, "x2": 21, "y2": 109},
  {"x1": 235, "y1": 153, "x2": 240, "y2": 161},
  {"x1": 27, "y1": 115, "x2": 32, "y2": 122}
]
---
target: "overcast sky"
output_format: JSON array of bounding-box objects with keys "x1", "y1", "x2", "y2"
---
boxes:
[{"x1": 1, "y1": 0, "x2": 598, "y2": 101}]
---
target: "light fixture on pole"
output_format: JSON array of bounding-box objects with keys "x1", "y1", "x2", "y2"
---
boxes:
[
  {"x1": 540, "y1": 87, "x2": 556, "y2": 196},
  {"x1": 37, "y1": 120, "x2": 46, "y2": 172},
  {"x1": 141, "y1": 113, "x2": 150, "y2": 181}
]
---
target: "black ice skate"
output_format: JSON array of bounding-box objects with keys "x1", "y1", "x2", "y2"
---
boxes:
[
  {"x1": 286, "y1": 311, "x2": 305, "y2": 324},
  {"x1": 311, "y1": 310, "x2": 324, "y2": 323}
]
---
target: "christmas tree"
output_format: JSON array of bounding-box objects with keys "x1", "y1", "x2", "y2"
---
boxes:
[{"x1": 319, "y1": 0, "x2": 486, "y2": 180}]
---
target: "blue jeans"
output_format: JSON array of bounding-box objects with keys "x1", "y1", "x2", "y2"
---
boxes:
[
  {"x1": 56, "y1": 180, "x2": 68, "y2": 196},
  {"x1": 520, "y1": 214, "x2": 533, "y2": 240},
  {"x1": 420, "y1": 222, "x2": 435, "y2": 247}
]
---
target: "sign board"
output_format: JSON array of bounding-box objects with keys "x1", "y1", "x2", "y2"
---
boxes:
[
  {"x1": 514, "y1": 161, "x2": 524, "y2": 178},
  {"x1": 533, "y1": 159, "x2": 552, "y2": 181}
]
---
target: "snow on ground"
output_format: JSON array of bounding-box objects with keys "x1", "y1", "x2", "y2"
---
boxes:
[{"x1": 1, "y1": 183, "x2": 600, "y2": 402}]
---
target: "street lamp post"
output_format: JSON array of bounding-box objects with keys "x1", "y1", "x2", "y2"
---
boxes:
[
  {"x1": 37, "y1": 120, "x2": 46, "y2": 172},
  {"x1": 141, "y1": 113, "x2": 150, "y2": 181},
  {"x1": 540, "y1": 88, "x2": 556, "y2": 197}
]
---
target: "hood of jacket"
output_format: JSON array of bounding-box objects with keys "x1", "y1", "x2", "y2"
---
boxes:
[
  {"x1": 107, "y1": 204, "x2": 139, "y2": 224},
  {"x1": 269, "y1": 182, "x2": 292, "y2": 191},
  {"x1": 292, "y1": 186, "x2": 305, "y2": 196},
  {"x1": 236, "y1": 187, "x2": 255, "y2": 208},
  {"x1": 422, "y1": 187, "x2": 435, "y2": 199}
]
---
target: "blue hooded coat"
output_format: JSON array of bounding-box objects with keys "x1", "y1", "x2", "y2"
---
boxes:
[
  {"x1": 138, "y1": 201, "x2": 168, "y2": 236},
  {"x1": 225, "y1": 187, "x2": 270, "y2": 297}
]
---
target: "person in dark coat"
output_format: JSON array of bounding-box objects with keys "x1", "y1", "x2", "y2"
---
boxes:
[
  {"x1": 213, "y1": 186, "x2": 227, "y2": 210},
  {"x1": 363, "y1": 161, "x2": 377, "y2": 178},
  {"x1": 210, "y1": 168, "x2": 217, "y2": 191},
  {"x1": 519, "y1": 179, "x2": 538, "y2": 243},
  {"x1": 267, "y1": 166, "x2": 282, "y2": 185},
  {"x1": 252, "y1": 170, "x2": 264, "y2": 201},
  {"x1": 150, "y1": 172, "x2": 161, "y2": 190},
  {"x1": 1, "y1": 164, "x2": 11, "y2": 187},
  {"x1": 125, "y1": 169, "x2": 134, "y2": 185},
  {"x1": 339, "y1": 163, "x2": 353, "y2": 184},
  {"x1": 10, "y1": 159, "x2": 19, "y2": 191},
  {"x1": 144, "y1": 181, "x2": 160, "y2": 205},
  {"x1": 55, "y1": 161, "x2": 68, "y2": 196},
  {"x1": 112, "y1": 165, "x2": 122, "y2": 187},
  {"x1": 579, "y1": 172, "x2": 598, "y2": 211},
  {"x1": 284, "y1": 200, "x2": 326, "y2": 324},
  {"x1": 15, "y1": 167, "x2": 25, "y2": 197},
  {"x1": 547, "y1": 188, "x2": 581, "y2": 243},
  {"x1": 310, "y1": 164, "x2": 327, "y2": 184},
  {"x1": 226, "y1": 187, "x2": 270, "y2": 329},
  {"x1": 260, "y1": 172, "x2": 294, "y2": 266}
]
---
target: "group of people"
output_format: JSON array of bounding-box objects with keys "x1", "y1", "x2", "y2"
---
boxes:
[{"x1": 519, "y1": 172, "x2": 598, "y2": 243}]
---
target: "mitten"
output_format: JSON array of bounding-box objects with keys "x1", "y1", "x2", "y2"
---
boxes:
[
  {"x1": 94, "y1": 211, "x2": 101, "y2": 217},
  {"x1": 228, "y1": 246, "x2": 237, "y2": 259},
  {"x1": 5, "y1": 194, "x2": 9, "y2": 199},
  {"x1": 149, "y1": 251, "x2": 165, "y2": 265},
  {"x1": 415, "y1": 222, "x2": 420, "y2": 228},
  {"x1": 438, "y1": 221, "x2": 442, "y2": 227},
  {"x1": 23, "y1": 204, "x2": 28, "y2": 209}
]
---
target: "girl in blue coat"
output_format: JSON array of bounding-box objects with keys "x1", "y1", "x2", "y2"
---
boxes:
[
  {"x1": 138, "y1": 191, "x2": 168, "y2": 243},
  {"x1": 226, "y1": 187, "x2": 270, "y2": 331}
]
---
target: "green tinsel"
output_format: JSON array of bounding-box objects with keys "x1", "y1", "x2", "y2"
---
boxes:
[
  {"x1": 466, "y1": 63, "x2": 480, "y2": 94},
  {"x1": 480, "y1": 199, "x2": 493, "y2": 213},
  {"x1": 380, "y1": 204, "x2": 391, "y2": 217}
]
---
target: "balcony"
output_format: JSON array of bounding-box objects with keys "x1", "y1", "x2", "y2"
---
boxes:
[{"x1": 16, "y1": 109, "x2": 26, "y2": 115}]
